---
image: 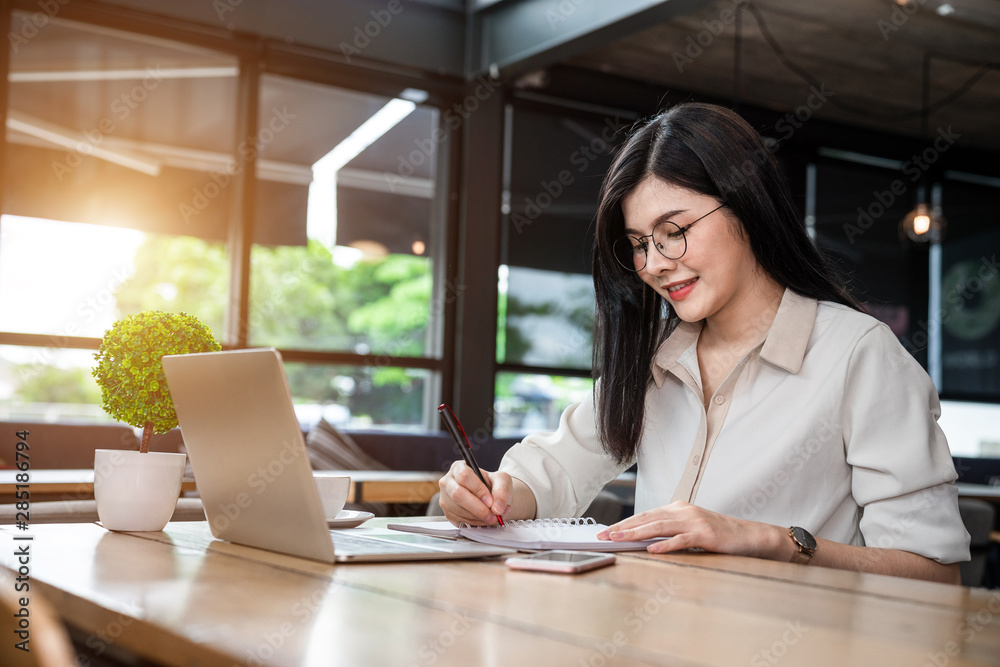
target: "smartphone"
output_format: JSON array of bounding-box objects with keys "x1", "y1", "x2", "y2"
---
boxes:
[{"x1": 505, "y1": 551, "x2": 616, "y2": 574}]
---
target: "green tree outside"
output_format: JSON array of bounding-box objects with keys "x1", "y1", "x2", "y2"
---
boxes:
[
  {"x1": 114, "y1": 234, "x2": 433, "y2": 425},
  {"x1": 13, "y1": 365, "x2": 102, "y2": 404}
]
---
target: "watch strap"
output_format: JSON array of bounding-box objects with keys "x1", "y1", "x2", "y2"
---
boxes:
[
  {"x1": 790, "y1": 546, "x2": 813, "y2": 565},
  {"x1": 788, "y1": 526, "x2": 816, "y2": 565}
]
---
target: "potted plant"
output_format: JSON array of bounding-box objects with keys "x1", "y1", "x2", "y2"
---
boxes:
[{"x1": 92, "y1": 310, "x2": 220, "y2": 531}]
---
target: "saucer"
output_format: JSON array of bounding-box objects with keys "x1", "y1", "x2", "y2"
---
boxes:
[{"x1": 327, "y1": 510, "x2": 375, "y2": 529}]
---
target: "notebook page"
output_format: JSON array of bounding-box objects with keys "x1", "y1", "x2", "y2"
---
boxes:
[{"x1": 458, "y1": 518, "x2": 661, "y2": 551}]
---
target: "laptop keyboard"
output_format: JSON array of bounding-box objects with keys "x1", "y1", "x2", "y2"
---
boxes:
[{"x1": 330, "y1": 531, "x2": 438, "y2": 555}]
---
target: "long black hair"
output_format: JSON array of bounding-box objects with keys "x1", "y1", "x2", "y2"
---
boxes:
[{"x1": 592, "y1": 102, "x2": 861, "y2": 465}]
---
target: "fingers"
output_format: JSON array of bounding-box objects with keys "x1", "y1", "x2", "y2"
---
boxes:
[
  {"x1": 598, "y1": 502, "x2": 692, "y2": 539},
  {"x1": 482, "y1": 469, "x2": 512, "y2": 517},
  {"x1": 438, "y1": 460, "x2": 506, "y2": 526},
  {"x1": 610, "y1": 519, "x2": 689, "y2": 542},
  {"x1": 598, "y1": 502, "x2": 766, "y2": 557},
  {"x1": 596, "y1": 502, "x2": 715, "y2": 554},
  {"x1": 646, "y1": 532, "x2": 697, "y2": 554}
]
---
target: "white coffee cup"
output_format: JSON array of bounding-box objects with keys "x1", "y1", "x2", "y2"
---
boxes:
[{"x1": 314, "y1": 475, "x2": 350, "y2": 520}]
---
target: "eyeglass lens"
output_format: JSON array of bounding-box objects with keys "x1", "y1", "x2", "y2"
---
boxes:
[{"x1": 613, "y1": 220, "x2": 687, "y2": 271}]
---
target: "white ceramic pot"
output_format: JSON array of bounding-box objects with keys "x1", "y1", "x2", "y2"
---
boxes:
[{"x1": 94, "y1": 449, "x2": 186, "y2": 532}]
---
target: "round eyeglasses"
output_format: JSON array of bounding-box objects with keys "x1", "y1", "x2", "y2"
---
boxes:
[{"x1": 613, "y1": 203, "x2": 726, "y2": 272}]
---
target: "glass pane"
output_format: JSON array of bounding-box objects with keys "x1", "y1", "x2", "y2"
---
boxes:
[
  {"x1": 283, "y1": 362, "x2": 430, "y2": 430},
  {"x1": 249, "y1": 75, "x2": 441, "y2": 356},
  {"x1": 498, "y1": 265, "x2": 594, "y2": 369},
  {"x1": 497, "y1": 104, "x2": 617, "y2": 372},
  {"x1": 2, "y1": 16, "x2": 235, "y2": 339},
  {"x1": 6, "y1": 14, "x2": 238, "y2": 239},
  {"x1": 813, "y1": 158, "x2": 928, "y2": 366},
  {"x1": 0, "y1": 345, "x2": 112, "y2": 423},
  {"x1": 939, "y1": 179, "x2": 1000, "y2": 400},
  {"x1": 940, "y1": 400, "x2": 1000, "y2": 459},
  {"x1": 504, "y1": 105, "x2": 624, "y2": 275},
  {"x1": 0, "y1": 344, "x2": 431, "y2": 429},
  {"x1": 0, "y1": 216, "x2": 226, "y2": 339},
  {"x1": 493, "y1": 371, "x2": 593, "y2": 437}
]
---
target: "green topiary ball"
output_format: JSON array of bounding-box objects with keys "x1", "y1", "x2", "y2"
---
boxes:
[{"x1": 93, "y1": 311, "x2": 221, "y2": 433}]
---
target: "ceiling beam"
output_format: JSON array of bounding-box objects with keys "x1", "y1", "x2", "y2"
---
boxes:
[
  {"x1": 467, "y1": 0, "x2": 710, "y2": 80},
  {"x1": 92, "y1": 0, "x2": 467, "y2": 77}
]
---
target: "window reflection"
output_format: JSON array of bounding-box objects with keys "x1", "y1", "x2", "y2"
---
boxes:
[
  {"x1": 249, "y1": 75, "x2": 440, "y2": 357},
  {"x1": 0, "y1": 346, "x2": 106, "y2": 422},
  {"x1": 284, "y1": 362, "x2": 429, "y2": 430},
  {"x1": 498, "y1": 265, "x2": 594, "y2": 369},
  {"x1": 494, "y1": 372, "x2": 593, "y2": 437}
]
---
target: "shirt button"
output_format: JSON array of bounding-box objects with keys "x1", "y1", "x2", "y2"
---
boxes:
[
  {"x1": 692, "y1": 455, "x2": 701, "y2": 466},
  {"x1": 714, "y1": 395, "x2": 726, "y2": 405}
]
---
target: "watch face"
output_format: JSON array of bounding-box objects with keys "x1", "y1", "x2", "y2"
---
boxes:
[{"x1": 793, "y1": 526, "x2": 817, "y2": 551}]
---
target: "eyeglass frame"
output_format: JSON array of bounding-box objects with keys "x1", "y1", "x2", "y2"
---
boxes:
[{"x1": 614, "y1": 202, "x2": 727, "y2": 272}]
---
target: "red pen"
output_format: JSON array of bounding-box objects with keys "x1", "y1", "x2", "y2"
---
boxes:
[{"x1": 438, "y1": 404, "x2": 504, "y2": 526}]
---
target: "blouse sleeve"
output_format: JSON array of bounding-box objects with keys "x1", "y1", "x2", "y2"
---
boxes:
[
  {"x1": 498, "y1": 390, "x2": 631, "y2": 519},
  {"x1": 843, "y1": 323, "x2": 970, "y2": 564}
]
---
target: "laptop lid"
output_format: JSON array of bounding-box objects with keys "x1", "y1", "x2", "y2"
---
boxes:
[{"x1": 163, "y1": 348, "x2": 337, "y2": 562}]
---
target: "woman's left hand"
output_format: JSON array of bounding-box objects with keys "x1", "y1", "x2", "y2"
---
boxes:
[{"x1": 597, "y1": 500, "x2": 784, "y2": 557}]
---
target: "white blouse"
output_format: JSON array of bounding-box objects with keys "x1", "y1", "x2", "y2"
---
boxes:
[{"x1": 499, "y1": 289, "x2": 971, "y2": 564}]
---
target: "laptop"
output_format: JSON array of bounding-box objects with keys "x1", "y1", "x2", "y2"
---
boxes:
[{"x1": 161, "y1": 348, "x2": 515, "y2": 563}]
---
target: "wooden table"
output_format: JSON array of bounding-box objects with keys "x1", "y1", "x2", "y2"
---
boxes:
[
  {"x1": 2, "y1": 519, "x2": 998, "y2": 666},
  {"x1": 0, "y1": 469, "x2": 442, "y2": 505}
]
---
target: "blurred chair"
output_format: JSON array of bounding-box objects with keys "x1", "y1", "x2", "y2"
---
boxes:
[
  {"x1": 0, "y1": 422, "x2": 138, "y2": 469},
  {"x1": 958, "y1": 498, "x2": 996, "y2": 588},
  {"x1": 0, "y1": 423, "x2": 189, "y2": 471},
  {"x1": 0, "y1": 566, "x2": 78, "y2": 666}
]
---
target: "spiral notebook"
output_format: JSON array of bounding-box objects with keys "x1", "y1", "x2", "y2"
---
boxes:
[{"x1": 387, "y1": 518, "x2": 662, "y2": 552}]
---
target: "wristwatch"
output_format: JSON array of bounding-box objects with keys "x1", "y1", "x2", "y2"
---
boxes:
[{"x1": 788, "y1": 526, "x2": 817, "y2": 565}]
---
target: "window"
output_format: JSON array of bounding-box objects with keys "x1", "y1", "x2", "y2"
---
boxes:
[
  {"x1": 247, "y1": 75, "x2": 444, "y2": 428},
  {"x1": 0, "y1": 13, "x2": 448, "y2": 430},
  {"x1": 494, "y1": 102, "x2": 629, "y2": 435},
  {"x1": 812, "y1": 155, "x2": 930, "y2": 368},
  {"x1": 939, "y1": 177, "x2": 1000, "y2": 401},
  {"x1": 940, "y1": 400, "x2": 1000, "y2": 459},
  {"x1": 0, "y1": 15, "x2": 237, "y2": 422}
]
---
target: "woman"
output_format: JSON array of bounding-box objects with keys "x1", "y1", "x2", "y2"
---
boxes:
[{"x1": 439, "y1": 103, "x2": 969, "y2": 583}]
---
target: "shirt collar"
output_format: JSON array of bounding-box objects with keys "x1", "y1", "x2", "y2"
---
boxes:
[
  {"x1": 651, "y1": 288, "x2": 818, "y2": 387},
  {"x1": 759, "y1": 289, "x2": 818, "y2": 373},
  {"x1": 651, "y1": 320, "x2": 701, "y2": 388}
]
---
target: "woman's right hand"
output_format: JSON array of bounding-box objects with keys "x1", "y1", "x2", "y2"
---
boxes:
[{"x1": 438, "y1": 460, "x2": 512, "y2": 526}]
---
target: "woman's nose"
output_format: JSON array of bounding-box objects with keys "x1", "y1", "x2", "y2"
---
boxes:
[{"x1": 643, "y1": 245, "x2": 678, "y2": 274}]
